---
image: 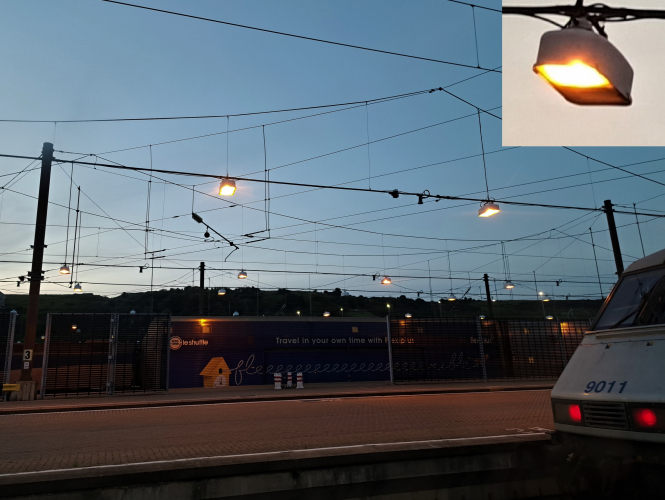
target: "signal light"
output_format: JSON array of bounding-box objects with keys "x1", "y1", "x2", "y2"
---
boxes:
[{"x1": 633, "y1": 408, "x2": 658, "y2": 428}]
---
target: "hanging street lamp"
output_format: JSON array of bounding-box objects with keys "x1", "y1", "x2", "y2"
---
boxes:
[
  {"x1": 59, "y1": 264, "x2": 70, "y2": 275},
  {"x1": 73, "y1": 283, "x2": 82, "y2": 292},
  {"x1": 218, "y1": 288, "x2": 226, "y2": 296},
  {"x1": 533, "y1": 18, "x2": 633, "y2": 105},
  {"x1": 478, "y1": 201, "x2": 500, "y2": 217},
  {"x1": 503, "y1": 3, "x2": 665, "y2": 106},
  {"x1": 238, "y1": 270, "x2": 247, "y2": 279},
  {"x1": 219, "y1": 178, "x2": 237, "y2": 196},
  {"x1": 323, "y1": 311, "x2": 331, "y2": 317},
  {"x1": 504, "y1": 280, "x2": 515, "y2": 289},
  {"x1": 405, "y1": 312, "x2": 412, "y2": 318},
  {"x1": 381, "y1": 276, "x2": 392, "y2": 285},
  {"x1": 447, "y1": 293, "x2": 457, "y2": 302}
]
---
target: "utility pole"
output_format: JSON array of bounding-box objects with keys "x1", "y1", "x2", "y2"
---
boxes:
[
  {"x1": 604, "y1": 200, "x2": 624, "y2": 277},
  {"x1": 21, "y1": 142, "x2": 53, "y2": 385},
  {"x1": 199, "y1": 262, "x2": 205, "y2": 315},
  {"x1": 483, "y1": 274, "x2": 494, "y2": 318}
]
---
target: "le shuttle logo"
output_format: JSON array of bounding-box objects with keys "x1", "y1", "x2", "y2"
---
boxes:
[{"x1": 170, "y1": 336, "x2": 209, "y2": 350}]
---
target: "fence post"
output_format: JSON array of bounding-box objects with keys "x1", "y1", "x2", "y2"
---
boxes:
[
  {"x1": 476, "y1": 317, "x2": 488, "y2": 382},
  {"x1": 106, "y1": 314, "x2": 119, "y2": 395},
  {"x1": 386, "y1": 315, "x2": 394, "y2": 385},
  {"x1": 39, "y1": 314, "x2": 52, "y2": 399},
  {"x1": 556, "y1": 319, "x2": 568, "y2": 369},
  {"x1": 3, "y1": 312, "x2": 17, "y2": 402}
]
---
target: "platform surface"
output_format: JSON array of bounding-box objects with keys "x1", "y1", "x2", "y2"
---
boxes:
[{"x1": 0, "y1": 384, "x2": 555, "y2": 478}]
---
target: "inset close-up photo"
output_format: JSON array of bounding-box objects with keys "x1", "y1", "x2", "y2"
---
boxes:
[{"x1": 502, "y1": 0, "x2": 665, "y2": 146}]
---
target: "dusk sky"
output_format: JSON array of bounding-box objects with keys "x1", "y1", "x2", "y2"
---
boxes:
[{"x1": 1, "y1": 0, "x2": 664, "y2": 307}]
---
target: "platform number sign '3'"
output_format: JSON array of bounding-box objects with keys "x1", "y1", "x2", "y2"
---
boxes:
[{"x1": 23, "y1": 349, "x2": 33, "y2": 361}]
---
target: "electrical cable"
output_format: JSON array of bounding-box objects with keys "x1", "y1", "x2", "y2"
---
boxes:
[{"x1": 101, "y1": 0, "x2": 503, "y2": 71}]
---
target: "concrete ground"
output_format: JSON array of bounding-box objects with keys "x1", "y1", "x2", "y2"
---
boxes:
[
  {"x1": 0, "y1": 378, "x2": 557, "y2": 414},
  {"x1": 0, "y1": 385, "x2": 556, "y2": 477}
]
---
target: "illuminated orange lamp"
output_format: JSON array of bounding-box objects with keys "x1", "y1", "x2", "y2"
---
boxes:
[
  {"x1": 447, "y1": 294, "x2": 457, "y2": 302},
  {"x1": 478, "y1": 201, "x2": 500, "y2": 218},
  {"x1": 238, "y1": 270, "x2": 247, "y2": 279},
  {"x1": 533, "y1": 19, "x2": 633, "y2": 105},
  {"x1": 59, "y1": 264, "x2": 70, "y2": 275},
  {"x1": 381, "y1": 276, "x2": 392, "y2": 285},
  {"x1": 219, "y1": 178, "x2": 237, "y2": 196}
]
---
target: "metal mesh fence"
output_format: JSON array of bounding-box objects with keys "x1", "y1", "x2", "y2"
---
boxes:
[
  {"x1": 41, "y1": 313, "x2": 170, "y2": 397},
  {"x1": 389, "y1": 317, "x2": 588, "y2": 383}
]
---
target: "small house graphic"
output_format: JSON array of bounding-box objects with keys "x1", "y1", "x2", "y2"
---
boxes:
[{"x1": 200, "y1": 357, "x2": 232, "y2": 388}]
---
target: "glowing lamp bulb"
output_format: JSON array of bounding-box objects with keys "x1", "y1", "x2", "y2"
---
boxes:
[
  {"x1": 447, "y1": 294, "x2": 457, "y2": 302},
  {"x1": 535, "y1": 61, "x2": 610, "y2": 88},
  {"x1": 219, "y1": 178, "x2": 237, "y2": 196},
  {"x1": 73, "y1": 283, "x2": 82, "y2": 292},
  {"x1": 405, "y1": 313, "x2": 412, "y2": 318},
  {"x1": 568, "y1": 404, "x2": 582, "y2": 423},
  {"x1": 381, "y1": 276, "x2": 392, "y2": 285},
  {"x1": 218, "y1": 288, "x2": 226, "y2": 296},
  {"x1": 323, "y1": 311, "x2": 330, "y2": 317},
  {"x1": 634, "y1": 408, "x2": 658, "y2": 428},
  {"x1": 504, "y1": 281, "x2": 515, "y2": 289},
  {"x1": 238, "y1": 270, "x2": 247, "y2": 279},
  {"x1": 478, "y1": 202, "x2": 500, "y2": 218},
  {"x1": 59, "y1": 265, "x2": 70, "y2": 275}
]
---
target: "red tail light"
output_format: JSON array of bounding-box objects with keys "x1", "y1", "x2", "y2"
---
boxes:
[
  {"x1": 633, "y1": 408, "x2": 658, "y2": 428},
  {"x1": 568, "y1": 404, "x2": 582, "y2": 423}
]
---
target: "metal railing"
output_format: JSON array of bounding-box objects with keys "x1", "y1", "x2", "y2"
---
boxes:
[
  {"x1": 388, "y1": 317, "x2": 588, "y2": 383},
  {"x1": 41, "y1": 313, "x2": 170, "y2": 397}
]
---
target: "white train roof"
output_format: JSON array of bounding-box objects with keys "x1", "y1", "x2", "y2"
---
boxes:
[{"x1": 624, "y1": 248, "x2": 665, "y2": 274}]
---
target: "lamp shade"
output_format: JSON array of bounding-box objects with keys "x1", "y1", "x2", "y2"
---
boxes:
[
  {"x1": 405, "y1": 313, "x2": 412, "y2": 318},
  {"x1": 218, "y1": 288, "x2": 226, "y2": 295},
  {"x1": 323, "y1": 311, "x2": 331, "y2": 317},
  {"x1": 238, "y1": 270, "x2": 247, "y2": 279},
  {"x1": 381, "y1": 276, "x2": 392, "y2": 285},
  {"x1": 447, "y1": 293, "x2": 457, "y2": 302},
  {"x1": 59, "y1": 265, "x2": 70, "y2": 275},
  {"x1": 73, "y1": 283, "x2": 82, "y2": 292},
  {"x1": 533, "y1": 22, "x2": 633, "y2": 105},
  {"x1": 504, "y1": 280, "x2": 515, "y2": 289}
]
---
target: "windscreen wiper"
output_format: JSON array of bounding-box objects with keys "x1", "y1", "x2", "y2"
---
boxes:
[{"x1": 610, "y1": 283, "x2": 651, "y2": 329}]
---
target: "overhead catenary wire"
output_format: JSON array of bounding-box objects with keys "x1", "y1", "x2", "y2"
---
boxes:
[{"x1": 101, "y1": 0, "x2": 502, "y2": 72}]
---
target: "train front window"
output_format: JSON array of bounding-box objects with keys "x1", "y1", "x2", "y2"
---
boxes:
[{"x1": 595, "y1": 269, "x2": 665, "y2": 330}]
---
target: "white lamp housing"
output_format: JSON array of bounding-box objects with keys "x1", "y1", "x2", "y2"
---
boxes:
[{"x1": 533, "y1": 20, "x2": 633, "y2": 105}]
